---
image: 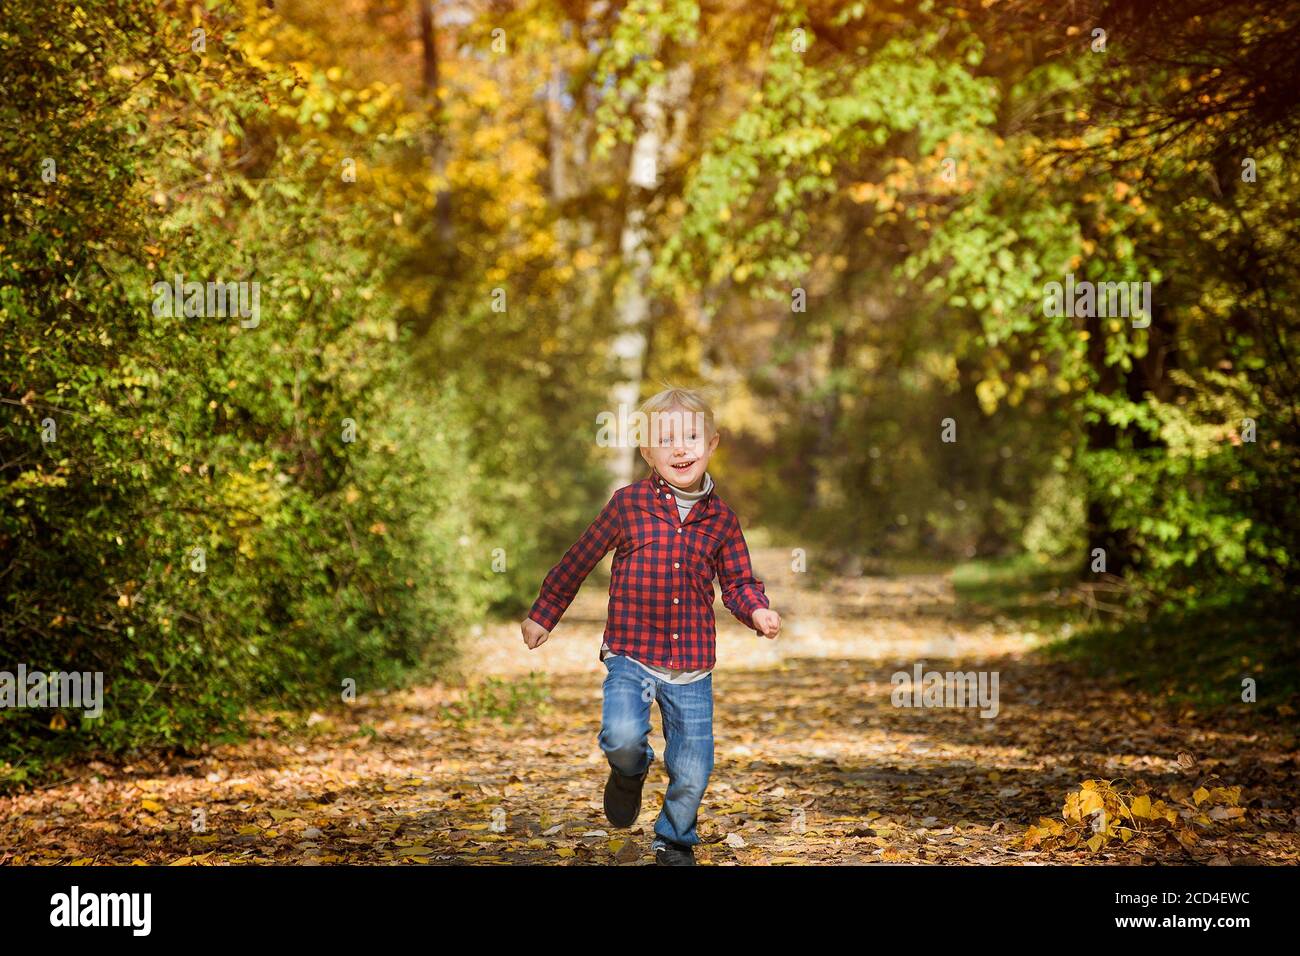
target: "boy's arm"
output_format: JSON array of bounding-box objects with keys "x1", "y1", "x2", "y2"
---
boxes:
[
  {"x1": 527, "y1": 492, "x2": 623, "y2": 632},
  {"x1": 715, "y1": 513, "x2": 770, "y2": 632}
]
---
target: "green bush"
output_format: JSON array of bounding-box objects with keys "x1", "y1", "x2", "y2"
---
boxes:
[{"x1": 0, "y1": 0, "x2": 489, "y2": 774}]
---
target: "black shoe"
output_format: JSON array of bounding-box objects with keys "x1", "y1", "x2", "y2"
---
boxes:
[
  {"x1": 653, "y1": 839, "x2": 696, "y2": 866},
  {"x1": 603, "y1": 763, "x2": 650, "y2": 828}
]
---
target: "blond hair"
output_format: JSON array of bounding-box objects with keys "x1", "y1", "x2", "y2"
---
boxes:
[{"x1": 636, "y1": 386, "x2": 716, "y2": 446}]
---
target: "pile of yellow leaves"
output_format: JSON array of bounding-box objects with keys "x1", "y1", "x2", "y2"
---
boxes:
[{"x1": 1023, "y1": 779, "x2": 1247, "y2": 854}]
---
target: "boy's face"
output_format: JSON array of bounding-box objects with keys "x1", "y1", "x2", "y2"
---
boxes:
[{"x1": 639, "y1": 406, "x2": 720, "y2": 491}]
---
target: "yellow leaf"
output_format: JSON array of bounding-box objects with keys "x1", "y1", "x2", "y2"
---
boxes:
[
  {"x1": 1063, "y1": 792, "x2": 1082, "y2": 823},
  {"x1": 1193, "y1": 787, "x2": 1210, "y2": 806},
  {"x1": 1208, "y1": 786, "x2": 1241, "y2": 806},
  {"x1": 141, "y1": 799, "x2": 164, "y2": 813},
  {"x1": 1079, "y1": 789, "x2": 1104, "y2": 817},
  {"x1": 1130, "y1": 795, "x2": 1152, "y2": 819}
]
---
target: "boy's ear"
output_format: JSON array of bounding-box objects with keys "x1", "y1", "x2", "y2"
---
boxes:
[
  {"x1": 638, "y1": 445, "x2": 652, "y2": 466},
  {"x1": 708, "y1": 429, "x2": 721, "y2": 452}
]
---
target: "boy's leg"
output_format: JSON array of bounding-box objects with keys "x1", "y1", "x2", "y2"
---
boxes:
[
  {"x1": 598, "y1": 655, "x2": 655, "y2": 777},
  {"x1": 651, "y1": 675, "x2": 714, "y2": 847}
]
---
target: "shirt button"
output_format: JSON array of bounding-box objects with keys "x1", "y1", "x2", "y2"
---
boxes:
[
  {"x1": 673, "y1": 562, "x2": 680, "y2": 569},
  {"x1": 664, "y1": 493, "x2": 671, "y2": 499},
  {"x1": 673, "y1": 597, "x2": 679, "y2": 605},
  {"x1": 676, "y1": 528, "x2": 682, "y2": 534},
  {"x1": 671, "y1": 633, "x2": 679, "y2": 640}
]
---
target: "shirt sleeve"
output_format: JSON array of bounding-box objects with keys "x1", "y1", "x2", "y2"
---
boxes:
[
  {"x1": 527, "y1": 491, "x2": 623, "y2": 632},
  {"x1": 715, "y1": 512, "x2": 769, "y2": 631}
]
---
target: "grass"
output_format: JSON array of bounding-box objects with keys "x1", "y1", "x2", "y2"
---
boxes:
[
  {"x1": 1042, "y1": 599, "x2": 1300, "y2": 713},
  {"x1": 439, "y1": 673, "x2": 552, "y2": 726},
  {"x1": 950, "y1": 553, "x2": 1086, "y2": 631},
  {"x1": 952, "y1": 554, "x2": 1300, "y2": 713}
]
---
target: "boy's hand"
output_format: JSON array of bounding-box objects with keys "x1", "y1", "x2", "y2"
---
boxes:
[
  {"x1": 752, "y1": 608, "x2": 781, "y2": 639},
  {"x1": 521, "y1": 617, "x2": 550, "y2": 649}
]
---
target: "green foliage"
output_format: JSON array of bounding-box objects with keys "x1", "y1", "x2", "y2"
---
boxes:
[
  {"x1": 654, "y1": 1, "x2": 1298, "y2": 609},
  {"x1": 1082, "y1": 446, "x2": 1287, "y2": 609},
  {"x1": 1021, "y1": 469, "x2": 1087, "y2": 562},
  {"x1": 592, "y1": 0, "x2": 700, "y2": 152},
  {"x1": 2, "y1": 0, "x2": 1297, "y2": 779},
  {"x1": 439, "y1": 673, "x2": 551, "y2": 726},
  {"x1": 0, "y1": 0, "x2": 488, "y2": 770}
]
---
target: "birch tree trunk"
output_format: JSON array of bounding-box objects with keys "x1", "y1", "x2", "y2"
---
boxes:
[{"x1": 608, "y1": 59, "x2": 694, "y2": 492}]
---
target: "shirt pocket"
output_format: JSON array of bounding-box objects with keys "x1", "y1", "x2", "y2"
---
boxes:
[{"x1": 681, "y1": 527, "x2": 723, "y2": 584}]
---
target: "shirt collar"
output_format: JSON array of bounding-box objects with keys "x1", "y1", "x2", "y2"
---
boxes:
[{"x1": 648, "y1": 467, "x2": 716, "y2": 514}]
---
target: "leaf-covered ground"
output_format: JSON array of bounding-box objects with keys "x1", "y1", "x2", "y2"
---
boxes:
[{"x1": 3, "y1": 549, "x2": 1297, "y2": 865}]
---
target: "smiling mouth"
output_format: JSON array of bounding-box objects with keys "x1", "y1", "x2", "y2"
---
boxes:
[{"x1": 671, "y1": 460, "x2": 697, "y2": 471}]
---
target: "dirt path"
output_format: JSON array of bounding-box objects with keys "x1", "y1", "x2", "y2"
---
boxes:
[{"x1": 3, "y1": 548, "x2": 1296, "y2": 865}]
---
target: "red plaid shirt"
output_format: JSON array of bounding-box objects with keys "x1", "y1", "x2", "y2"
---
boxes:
[{"x1": 528, "y1": 468, "x2": 769, "y2": 670}]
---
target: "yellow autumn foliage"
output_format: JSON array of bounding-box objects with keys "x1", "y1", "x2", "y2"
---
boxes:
[{"x1": 1023, "y1": 778, "x2": 1247, "y2": 855}]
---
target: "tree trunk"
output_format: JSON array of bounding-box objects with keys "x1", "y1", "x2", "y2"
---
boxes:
[
  {"x1": 607, "y1": 59, "x2": 694, "y2": 492},
  {"x1": 419, "y1": 1, "x2": 453, "y2": 245}
]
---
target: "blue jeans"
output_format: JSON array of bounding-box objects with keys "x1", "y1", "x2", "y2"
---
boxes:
[{"x1": 599, "y1": 654, "x2": 714, "y2": 847}]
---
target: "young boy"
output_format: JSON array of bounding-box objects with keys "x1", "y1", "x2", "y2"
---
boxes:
[{"x1": 520, "y1": 387, "x2": 780, "y2": 865}]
